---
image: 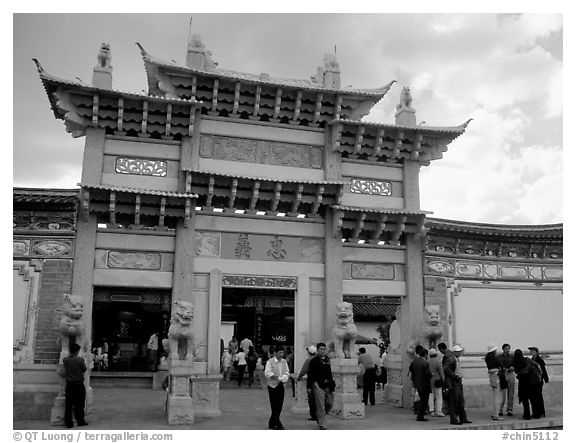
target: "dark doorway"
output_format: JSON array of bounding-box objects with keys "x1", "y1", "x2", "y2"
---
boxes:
[
  {"x1": 92, "y1": 287, "x2": 171, "y2": 372},
  {"x1": 221, "y1": 287, "x2": 295, "y2": 354}
]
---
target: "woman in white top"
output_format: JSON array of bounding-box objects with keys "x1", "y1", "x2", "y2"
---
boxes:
[{"x1": 235, "y1": 349, "x2": 247, "y2": 387}]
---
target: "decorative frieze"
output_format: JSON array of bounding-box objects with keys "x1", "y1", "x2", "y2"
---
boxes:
[
  {"x1": 115, "y1": 157, "x2": 168, "y2": 176},
  {"x1": 13, "y1": 240, "x2": 30, "y2": 256},
  {"x1": 222, "y1": 275, "x2": 297, "y2": 289},
  {"x1": 200, "y1": 135, "x2": 323, "y2": 169},
  {"x1": 425, "y1": 258, "x2": 563, "y2": 282},
  {"x1": 349, "y1": 178, "x2": 392, "y2": 196},
  {"x1": 107, "y1": 251, "x2": 161, "y2": 270}
]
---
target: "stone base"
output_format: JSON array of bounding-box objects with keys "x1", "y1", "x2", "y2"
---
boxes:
[
  {"x1": 167, "y1": 395, "x2": 194, "y2": 425},
  {"x1": 291, "y1": 379, "x2": 309, "y2": 415},
  {"x1": 190, "y1": 375, "x2": 221, "y2": 417},
  {"x1": 382, "y1": 353, "x2": 403, "y2": 407},
  {"x1": 330, "y1": 358, "x2": 364, "y2": 419}
]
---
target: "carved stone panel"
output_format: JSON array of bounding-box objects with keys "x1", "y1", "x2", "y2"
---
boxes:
[
  {"x1": 300, "y1": 238, "x2": 324, "y2": 263},
  {"x1": 499, "y1": 265, "x2": 528, "y2": 279},
  {"x1": 31, "y1": 239, "x2": 73, "y2": 257},
  {"x1": 201, "y1": 135, "x2": 323, "y2": 169},
  {"x1": 543, "y1": 266, "x2": 563, "y2": 280},
  {"x1": 13, "y1": 239, "x2": 30, "y2": 256},
  {"x1": 194, "y1": 232, "x2": 220, "y2": 257},
  {"x1": 221, "y1": 233, "x2": 299, "y2": 262},
  {"x1": 349, "y1": 178, "x2": 392, "y2": 196},
  {"x1": 115, "y1": 157, "x2": 167, "y2": 176},
  {"x1": 426, "y1": 259, "x2": 455, "y2": 276},
  {"x1": 351, "y1": 263, "x2": 395, "y2": 280},
  {"x1": 455, "y1": 262, "x2": 482, "y2": 277},
  {"x1": 107, "y1": 251, "x2": 161, "y2": 270}
]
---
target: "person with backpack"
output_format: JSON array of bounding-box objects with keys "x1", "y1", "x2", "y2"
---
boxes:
[{"x1": 511, "y1": 349, "x2": 542, "y2": 420}]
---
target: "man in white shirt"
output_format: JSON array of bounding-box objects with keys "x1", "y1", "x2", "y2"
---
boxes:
[
  {"x1": 264, "y1": 346, "x2": 290, "y2": 430},
  {"x1": 240, "y1": 337, "x2": 253, "y2": 353}
]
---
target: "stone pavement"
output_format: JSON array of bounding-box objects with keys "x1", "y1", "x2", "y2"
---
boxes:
[{"x1": 13, "y1": 386, "x2": 562, "y2": 431}]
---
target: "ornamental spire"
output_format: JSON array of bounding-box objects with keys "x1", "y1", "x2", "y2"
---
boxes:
[{"x1": 185, "y1": 34, "x2": 218, "y2": 71}]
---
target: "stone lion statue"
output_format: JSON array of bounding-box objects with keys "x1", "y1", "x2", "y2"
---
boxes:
[
  {"x1": 168, "y1": 300, "x2": 196, "y2": 360},
  {"x1": 58, "y1": 294, "x2": 85, "y2": 353},
  {"x1": 329, "y1": 302, "x2": 358, "y2": 359},
  {"x1": 397, "y1": 86, "x2": 413, "y2": 110},
  {"x1": 408, "y1": 305, "x2": 444, "y2": 354},
  {"x1": 97, "y1": 43, "x2": 112, "y2": 69}
]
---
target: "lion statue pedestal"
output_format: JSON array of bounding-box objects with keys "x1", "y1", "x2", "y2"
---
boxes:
[
  {"x1": 166, "y1": 300, "x2": 195, "y2": 425},
  {"x1": 327, "y1": 302, "x2": 364, "y2": 419}
]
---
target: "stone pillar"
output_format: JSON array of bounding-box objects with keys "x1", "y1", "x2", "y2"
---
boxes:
[
  {"x1": 399, "y1": 160, "x2": 425, "y2": 408},
  {"x1": 330, "y1": 358, "x2": 364, "y2": 419},
  {"x1": 324, "y1": 208, "x2": 343, "y2": 340},
  {"x1": 207, "y1": 268, "x2": 222, "y2": 375},
  {"x1": 291, "y1": 272, "x2": 311, "y2": 415},
  {"x1": 51, "y1": 214, "x2": 98, "y2": 425},
  {"x1": 80, "y1": 128, "x2": 106, "y2": 185}
]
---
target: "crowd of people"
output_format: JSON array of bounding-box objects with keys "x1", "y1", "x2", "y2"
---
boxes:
[{"x1": 407, "y1": 342, "x2": 549, "y2": 425}]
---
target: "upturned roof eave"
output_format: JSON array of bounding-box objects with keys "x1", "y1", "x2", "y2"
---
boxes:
[
  {"x1": 138, "y1": 49, "x2": 393, "y2": 99},
  {"x1": 330, "y1": 118, "x2": 473, "y2": 136},
  {"x1": 426, "y1": 217, "x2": 563, "y2": 238}
]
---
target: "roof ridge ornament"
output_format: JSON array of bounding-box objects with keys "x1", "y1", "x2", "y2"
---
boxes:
[
  {"x1": 92, "y1": 43, "x2": 113, "y2": 89},
  {"x1": 186, "y1": 33, "x2": 218, "y2": 71},
  {"x1": 311, "y1": 52, "x2": 341, "y2": 89},
  {"x1": 395, "y1": 86, "x2": 417, "y2": 127}
]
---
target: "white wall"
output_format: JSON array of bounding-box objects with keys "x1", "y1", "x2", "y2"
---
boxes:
[{"x1": 453, "y1": 284, "x2": 563, "y2": 353}]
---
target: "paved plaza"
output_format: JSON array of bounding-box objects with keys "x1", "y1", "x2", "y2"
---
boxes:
[{"x1": 13, "y1": 386, "x2": 562, "y2": 431}]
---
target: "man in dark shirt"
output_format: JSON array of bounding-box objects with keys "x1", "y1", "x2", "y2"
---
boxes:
[
  {"x1": 498, "y1": 343, "x2": 515, "y2": 416},
  {"x1": 307, "y1": 342, "x2": 334, "y2": 430},
  {"x1": 411, "y1": 348, "x2": 432, "y2": 422},
  {"x1": 485, "y1": 343, "x2": 504, "y2": 420},
  {"x1": 297, "y1": 345, "x2": 317, "y2": 421},
  {"x1": 63, "y1": 343, "x2": 88, "y2": 428}
]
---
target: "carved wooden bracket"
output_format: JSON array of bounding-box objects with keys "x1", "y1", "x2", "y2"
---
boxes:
[
  {"x1": 352, "y1": 213, "x2": 366, "y2": 241},
  {"x1": 391, "y1": 215, "x2": 407, "y2": 243},
  {"x1": 332, "y1": 209, "x2": 344, "y2": 237},
  {"x1": 371, "y1": 213, "x2": 388, "y2": 243},
  {"x1": 311, "y1": 185, "x2": 325, "y2": 217},
  {"x1": 205, "y1": 176, "x2": 215, "y2": 209},
  {"x1": 248, "y1": 180, "x2": 261, "y2": 213},
  {"x1": 352, "y1": 125, "x2": 365, "y2": 157},
  {"x1": 288, "y1": 184, "x2": 304, "y2": 216},
  {"x1": 269, "y1": 182, "x2": 283, "y2": 214},
  {"x1": 372, "y1": 127, "x2": 385, "y2": 159}
]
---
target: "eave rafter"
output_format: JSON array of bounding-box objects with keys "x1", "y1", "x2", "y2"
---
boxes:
[
  {"x1": 187, "y1": 171, "x2": 341, "y2": 219},
  {"x1": 328, "y1": 119, "x2": 471, "y2": 166},
  {"x1": 331, "y1": 205, "x2": 428, "y2": 245}
]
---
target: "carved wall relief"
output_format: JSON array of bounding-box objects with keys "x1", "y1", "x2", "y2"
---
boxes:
[
  {"x1": 300, "y1": 238, "x2": 324, "y2": 263},
  {"x1": 194, "y1": 232, "x2": 220, "y2": 257},
  {"x1": 201, "y1": 135, "x2": 323, "y2": 169},
  {"x1": 115, "y1": 157, "x2": 168, "y2": 176},
  {"x1": 349, "y1": 178, "x2": 392, "y2": 196},
  {"x1": 107, "y1": 251, "x2": 161, "y2": 270},
  {"x1": 350, "y1": 263, "x2": 395, "y2": 280}
]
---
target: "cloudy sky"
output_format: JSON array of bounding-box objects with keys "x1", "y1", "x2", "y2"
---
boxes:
[{"x1": 12, "y1": 12, "x2": 564, "y2": 225}]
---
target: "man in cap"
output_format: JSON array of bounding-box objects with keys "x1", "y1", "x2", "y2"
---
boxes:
[
  {"x1": 528, "y1": 346, "x2": 549, "y2": 418},
  {"x1": 438, "y1": 343, "x2": 472, "y2": 425},
  {"x1": 297, "y1": 345, "x2": 318, "y2": 422},
  {"x1": 485, "y1": 343, "x2": 504, "y2": 420},
  {"x1": 498, "y1": 343, "x2": 515, "y2": 416}
]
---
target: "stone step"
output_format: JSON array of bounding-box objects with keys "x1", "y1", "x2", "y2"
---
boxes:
[{"x1": 90, "y1": 371, "x2": 154, "y2": 389}]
